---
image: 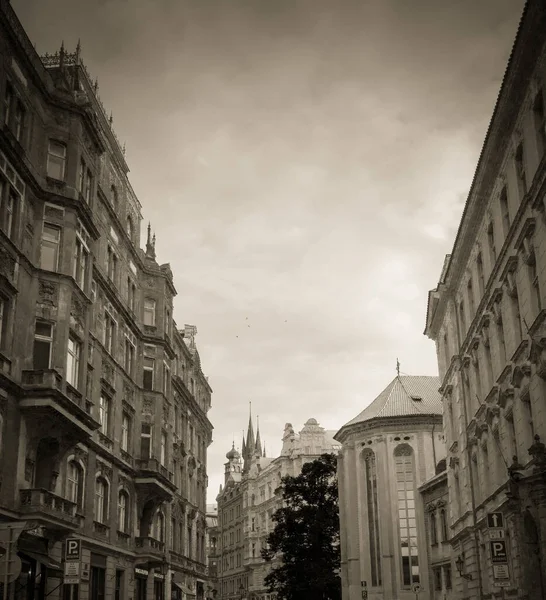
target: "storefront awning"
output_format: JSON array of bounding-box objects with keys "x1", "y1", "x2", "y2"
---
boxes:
[
  {"x1": 20, "y1": 551, "x2": 61, "y2": 570},
  {"x1": 172, "y1": 581, "x2": 195, "y2": 596}
]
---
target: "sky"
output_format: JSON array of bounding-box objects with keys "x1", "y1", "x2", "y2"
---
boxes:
[{"x1": 14, "y1": 0, "x2": 525, "y2": 503}]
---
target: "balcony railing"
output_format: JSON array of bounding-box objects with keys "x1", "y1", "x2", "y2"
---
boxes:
[
  {"x1": 19, "y1": 489, "x2": 80, "y2": 527},
  {"x1": 135, "y1": 536, "x2": 165, "y2": 554},
  {"x1": 136, "y1": 458, "x2": 173, "y2": 483}
]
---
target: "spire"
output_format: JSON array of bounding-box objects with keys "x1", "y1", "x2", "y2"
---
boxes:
[
  {"x1": 245, "y1": 402, "x2": 255, "y2": 451},
  {"x1": 59, "y1": 41, "x2": 65, "y2": 70},
  {"x1": 255, "y1": 415, "x2": 262, "y2": 455},
  {"x1": 75, "y1": 39, "x2": 81, "y2": 64},
  {"x1": 242, "y1": 431, "x2": 246, "y2": 455},
  {"x1": 263, "y1": 441, "x2": 266, "y2": 458},
  {"x1": 145, "y1": 222, "x2": 156, "y2": 260}
]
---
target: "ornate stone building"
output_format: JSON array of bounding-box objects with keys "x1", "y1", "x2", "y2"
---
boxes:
[
  {"x1": 216, "y1": 415, "x2": 338, "y2": 600},
  {"x1": 418, "y1": 468, "x2": 453, "y2": 600},
  {"x1": 424, "y1": 1, "x2": 546, "y2": 598},
  {"x1": 0, "y1": 2, "x2": 212, "y2": 600},
  {"x1": 335, "y1": 375, "x2": 445, "y2": 600},
  {"x1": 205, "y1": 505, "x2": 219, "y2": 599}
]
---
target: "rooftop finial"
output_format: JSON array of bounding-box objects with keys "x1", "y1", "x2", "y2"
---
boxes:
[
  {"x1": 109, "y1": 112, "x2": 113, "y2": 126},
  {"x1": 59, "y1": 41, "x2": 65, "y2": 69},
  {"x1": 75, "y1": 38, "x2": 81, "y2": 63},
  {"x1": 396, "y1": 358, "x2": 400, "y2": 377},
  {"x1": 94, "y1": 77, "x2": 99, "y2": 93},
  {"x1": 145, "y1": 222, "x2": 156, "y2": 260}
]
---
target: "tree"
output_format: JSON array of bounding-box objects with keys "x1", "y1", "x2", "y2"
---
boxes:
[{"x1": 261, "y1": 453, "x2": 341, "y2": 600}]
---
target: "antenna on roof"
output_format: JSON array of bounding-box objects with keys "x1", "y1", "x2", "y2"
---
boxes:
[{"x1": 396, "y1": 358, "x2": 400, "y2": 377}]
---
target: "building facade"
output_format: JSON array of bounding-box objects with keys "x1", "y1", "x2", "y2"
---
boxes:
[
  {"x1": 216, "y1": 416, "x2": 338, "y2": 600},
  {"x1": 205, "y1": 505, "x2": 219, "y2": 599},
  {"x1": 424, "y1": 1, "x2": 546, "y2": 599},
  {"x1": 0, "y1": 2, "x2": 212, "y2": 600},
  {"x1": 335, "y1": 375, "x2": 446, "y2": 600},
  {"x1": 419, "y1": 469, "x2": 453, "y2": 600}
]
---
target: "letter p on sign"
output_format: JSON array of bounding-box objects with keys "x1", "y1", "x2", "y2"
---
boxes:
[{"x1": 66, "y1": 539, "x2": 81, "y2": 561}]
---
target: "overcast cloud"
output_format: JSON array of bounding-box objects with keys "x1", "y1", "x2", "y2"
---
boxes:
[{"x1": 14, "y1": 0, "x2": 524, "y2": 501}]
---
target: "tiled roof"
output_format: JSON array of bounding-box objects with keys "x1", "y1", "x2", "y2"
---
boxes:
[{"x1": 342, "y1": 375, "x2": 442, "y2": 429}]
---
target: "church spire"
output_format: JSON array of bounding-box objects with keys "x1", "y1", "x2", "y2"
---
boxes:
[{"x1": 255, "y1": 415, "x2": 262, "y2": 456}]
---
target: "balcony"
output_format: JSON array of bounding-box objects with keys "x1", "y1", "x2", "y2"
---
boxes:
[
  {"x1": 20, "y1": 370, "x2": 100, "y2": 441},
  {"x1": 134, "y1": 458, "x2": 176, "y2": 501},
  {"x1": 135, "y1": 537, "x2": 166, "y2": 567},
  {"x1": 19, "y1": 489, "x2": 82, "y2": 531}
]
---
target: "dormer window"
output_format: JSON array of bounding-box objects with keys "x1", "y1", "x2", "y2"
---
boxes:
[{"x1": 410, "y1": 395, "x2": 422, "y2": 402}]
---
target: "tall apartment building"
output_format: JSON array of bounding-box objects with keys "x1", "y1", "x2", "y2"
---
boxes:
[
  {"x1": 205, "y1": 505, "x2": 219, "y2": 599},
  {"x1": 0, "y1": 2, "x2": 212, "y2": 600},
  {"x1": 217, "y1": 415, "x2": 338, "y2": 600},
  {"x1": 425, "y1": 1, "x2": 546, "y2": 598}
]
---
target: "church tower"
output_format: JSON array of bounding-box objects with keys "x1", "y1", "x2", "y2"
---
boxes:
[{"x1": 224, "y1": 443, "x2": 242, "y2": 486}]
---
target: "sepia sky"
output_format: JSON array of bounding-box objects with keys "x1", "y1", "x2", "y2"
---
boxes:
[{"x1": 14, "y1": 0, "x2": 525, "y2": 502}]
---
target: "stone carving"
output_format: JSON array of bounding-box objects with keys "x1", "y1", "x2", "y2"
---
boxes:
[
  {"x1": 529, "y1": 333, "x2": 546, "y2": 381},
  {"x1": 39, "y1": 280, "x2": 58, "y2": 306},
  {"x1": 528, "y1": 435, "x2": 546, "y2": 472},
  {"x1": 97, "y1": 462, "x2": 113, "y2": 480},
  {"x1": 70, "y1": 295, "x2": 85, "y2": 330},
  {"x1": 73, "y1": 447, "x2": 88, "y2": 466},
  {"x1": 143, "y1": 396, "x2": 155, "y2": 414}
]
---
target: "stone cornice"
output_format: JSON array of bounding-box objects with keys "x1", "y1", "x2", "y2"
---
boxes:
[{"x1": 335, "y1": 414, "x2": 443, "y2": 444}]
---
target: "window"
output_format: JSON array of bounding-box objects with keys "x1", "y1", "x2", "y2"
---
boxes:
[
  {"x1": 487, "y1": 222, "x2": 496, "y2": 263},
  {"x1": 118, "y1": 491, "x2": 129, "y2": 533},
  {"x1": 107, "y1": 246, "x2": 118, "y2": 283},
  {"x1": 476, "y1": 254, "x2": 485, "y2": 296},
  {"x1": 121, "y1": 412, "x2": 130, "y2": 452},
  {"x1": 14, "y1": 100, "x2": 24, "y2": 142},
  {"x1": 90, "y1": 567, "x2": 106, "y2": 600},
  {"x1": 99, "y1": 395, "x2": 110, "y2": 436},
  {"x1": 111, "y1": 185, "x2": 118, "y2": 209},
  {"x1": 33, "y1": 321, "x2": 53, "y2": 369},
  {"x1": 395, "y1": 445, "x2": 419, "y2": 587},
  {"x1": 140, "y1": 423, "x2": 152, "y2": 459},
  {"x1": 104, "y1": 312, "x2": 116, "y2": 355},
  {"x1": 160, "y1": 430, "x2": 167, "y2": 466},
  {"x1": 143, "y1": 357, "x2": 154, "y2": 390},
  {"x1": 47, "y1": 140, "x2": 67, "y2": 180},
  {"x1": 515, "y1": 143, "x2": 527, "y2": 198},
  {"x1": 154, "y1": 511, "x2": 165, "y2": 542},
  {"x1": 94, "y1": 477, "x2": 108, "y2": 523},
  {"x1": 40, "y1": 224, "x2": 61, "y2": 271},
  {"x1": 467, "y1": 278, "x2": 474, "y2": 316},
  {"x1": 143, "y1": 299, "x2": 156, "y2": 326},
  {"x1": 66, "y1": 460, "x2": 83, "y2": 507},
  {"x1": 5, "y1": 191, "x2": 17, "y2": 239},
  {"x1": 115, "y1": 570, "x2": 124, "y2": 600},
  {"x1": 163, "y1": 362, "x2": 170, "y2": 396},
  {"x1": 500, "y1": 187, "x2": 510, "y2": 235},
  {"x1": 364, "y1": 450, "x2": 381, "y2": 586},
  {"x1": 430, "y1": 512, "x2": 438, "y2": 545},
  {"x1": 444, "y1": 564, "x2": 452, "y2": 589},
  {"x1": 534, "y1": 91, "x2": 546, "y2": 158},
  {"x1": 440, "y1": 508, "x2": 448, "y2": 542},
  {"x1": 127, "y1": 278, "x2": 136, "y2": 312},
  {"x1": 124, "y1": 338, "x2": 135, "y2": 375},
  {"x1": 3, "y1": 82, "x2": 13, "y2": 126},
  {"x1": 74, "y1": 235, "x2": 89, "y2": 290},
  {"x1": 433, "y1": 567, "x2": 442, "y2": 591},
  {"x1": 66, "y1": 335, "x2": 81, "y2": 389}
]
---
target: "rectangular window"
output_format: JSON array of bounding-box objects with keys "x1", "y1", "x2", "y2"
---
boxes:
[
  {"x1": 140, "y1": 423, "x2": 152, "y2": 459},
  {"x1": 121, "y1": 412, "x2": 130, "y2": 452},
  {"x1": 124, "y1": 338, "x2": 135, "y2": 375},
  {"x1": 90, "y1": 567, "x2": 106, "y2": 600},
  {"x1": 14, "y1": 100, "x2": 24, "y2": 142},
  {"x1": 127, "y1": 278, "x2": 136, "y2": 312},
  {"x1": 444, "y1": 564, "x2": 452, "y2": 589},
  {"x1": 99, "y1": 395, "x2": 110, "y2": 435},
  {"x1": 114, "y1": 570, "x2": 124, "y2": 600},
  {"x1": 107, "y1": 246, "x2": 118, "y2": 283},
  {"x1": 143, "y1": 299, "x2": 156, "y2": 326},
  {"x1": 66, "y1": 335, "x2": 81, "y2": 389},
  {"x1": 33, "y1": 321, "x2": 53, "y2": 370},
  {"x1": 41, "y1": 224, "x2": 61, "y2": 271},
  {"x1": 104, "y1": 312, "x2": 116, "y2": 355},
  {"x1": 85, "y1": 168, "x2": 93, "y2": 203},
  {"x1": 47, "y1": 140, "x2": 67, "y2": 181},
  {"x1": 73, "y1": 236, "x2": 89, "y2": 290},
  {"x1": 5, "y1": 191, "x2": 16, "y2": 239},
  {"x1": 78, "y1": 158, "x2": 85, "y2": 195},
  {"x1": 3, "y1": 82, "x2": 13, "y2": 126},
  {"x1": 143, "y1": 357, "x2": 154, "y2": 390},
  {"x1": 160, "y1": 430, "x2": 167, "y2": 466}
]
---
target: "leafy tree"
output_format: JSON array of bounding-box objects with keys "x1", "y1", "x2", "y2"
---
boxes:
[{"x1": 261, "y1": 453, "x2": 341, "y2": 600}]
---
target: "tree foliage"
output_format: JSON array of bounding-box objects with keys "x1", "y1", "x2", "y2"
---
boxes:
[{"x1": 261, "y1": 453, "x2": 341, "y2": 600}]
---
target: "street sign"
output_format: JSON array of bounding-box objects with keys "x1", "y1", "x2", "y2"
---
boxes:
[
  {"x1": 361, "y1": 591, "x2": 368, "y2": 600},
  {"x1": 488, "y1": 529, "x2": 505, "y2": 540},
  {"x1": 494, "y1": 580, "x2": 510, "y2": 588},
  {"x1": 64, "y1": 576, "x2": 79, "y2": 585},
  {"x1": 411, "y1": 583, "x2": 421, "y2": 593},
  {"x1": 490, "y1": 540, "x2": 508, "y2": 564},
  {"x1": 487, "y1": 513, "x2": 504, "y2": 529},
  {"x1": 493, "y1": 564, "x2": 509, "y2": 580},
  {"x1": 65, "y1": 539, "x2": 81, "y2": 561},
  {"x1": 64, "y1": 562, "x2": 80, "y2": 577}
]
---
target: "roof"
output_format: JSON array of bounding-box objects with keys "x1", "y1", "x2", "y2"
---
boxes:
[{"x1": 337, "y1": 375, "x2": 442, "y2": 435}]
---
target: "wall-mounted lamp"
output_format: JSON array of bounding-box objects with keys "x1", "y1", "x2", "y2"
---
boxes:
[{"x1": 455, "y1": 555, "x2": 473, "y2": 581}]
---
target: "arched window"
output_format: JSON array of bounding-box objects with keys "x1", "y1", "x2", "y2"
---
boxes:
[
  {"x1": 118, "y1": 490, "x2": 129, "y2": 533},
  {"x1": 430, "y1": 511, "x2": 438, "y2": 545},
  {"x1": 126, "y1": 215, "x2": 133, "y2": 239},
  {"x1": 111, "y1": 185, "x2": 118, "y2": 209},
  {"x1": 94, "y1": 477, "x2": 109, "y2": 524},
  {"x1": 394, "y1": 444, "x2": 419, "y2": 587},
  {"x1": 363, "y1": 449, "x2": 381, "y2": 587},
  {"x1": 153, "y1": 510, "x2": 165, "y2": 542},
  {"x1": 66, "y1": 459, "x2": 83, "y2": 508},
  {"x1": 440, "y1": 508, "x2": 448, "y2": 542}
]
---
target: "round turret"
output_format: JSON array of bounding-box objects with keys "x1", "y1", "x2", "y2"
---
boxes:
[{"x1": 226, "y1": 444, "x2": 240, "y2": 460}]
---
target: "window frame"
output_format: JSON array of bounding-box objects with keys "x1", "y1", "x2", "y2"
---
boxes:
[
  {"x1": 46, "y1": 139, "x2": 67, "y2": 181},
  {"x1": 143, "y1": 298, "x2": 156, "y2": 327},
  {"x1": 33, "y1": 321, "x2": 54, "y2": 370},
  {"x1": 94, "y1": 476, "x2": 109, "y2": 524},
  {"x1": 66, "y1": 334, "x2": 82, "y2": 389},
  {"x1": 98, "y1": 394, "x2": 111, "y2": 436}
]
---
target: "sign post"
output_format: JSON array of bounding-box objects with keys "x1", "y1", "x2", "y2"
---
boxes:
[
  {"x1": 411, "y1": 582, "x2": 421, "y2": 600},
  {"x1": 360, "y1": 580, "x2": 367, "y2": 600},
  {"x1": 64, "y1": 538, "x2": 81, "y2": 600},
  {"x1": 486, "y1": 512, "x2": 510, "y2": 589}
]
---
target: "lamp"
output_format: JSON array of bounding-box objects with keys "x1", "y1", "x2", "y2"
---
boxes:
[{"x1": 455, "y1": 555, "x2": 472, "y2": 581}]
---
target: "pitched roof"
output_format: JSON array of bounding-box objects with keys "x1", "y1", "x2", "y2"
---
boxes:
[{"x1": 340, "y1": 375, "x2": 442, "y2": 430}]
